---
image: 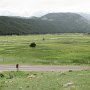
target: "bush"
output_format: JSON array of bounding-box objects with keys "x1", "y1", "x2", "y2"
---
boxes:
[
  {"x1": 43, "y1": 38, "x2": 45, "y2": 41},
  {"x1": 30, "y1": 42, "x2": 36, "y2": 47},
  {"x1": 69, "y1": 70, "x2": 73, "y2": 72},
  {"x1": 0, "y1": 73, "x2": 4, "y2": 78}
]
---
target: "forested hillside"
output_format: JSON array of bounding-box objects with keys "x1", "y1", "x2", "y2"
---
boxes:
[{"x1": 0, "y1": 13, "x2": 90, "y2": 35}]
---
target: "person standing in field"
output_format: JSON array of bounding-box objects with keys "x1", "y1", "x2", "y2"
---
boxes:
[{"x1": 16, "y1": 64, "x2": 19, "y2": 71}]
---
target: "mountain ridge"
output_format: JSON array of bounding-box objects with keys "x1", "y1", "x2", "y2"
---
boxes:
[{"x1": 0, "y1": 13, "x2": 90, "y2": 35}]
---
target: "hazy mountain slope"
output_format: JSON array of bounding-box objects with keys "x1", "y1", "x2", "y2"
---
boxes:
[
  {"x1": 0, "y1": 13, "x2": 90, "y2": 35},
  {"x1": 0, "y1": 16, "x2": 55, "y2": 35},
  {"x1": 80, "y1": 13, "x2": 90, "y2": 20},
  {"x1": 40, "y1": 13, "x2": 90, "y2": 33}
]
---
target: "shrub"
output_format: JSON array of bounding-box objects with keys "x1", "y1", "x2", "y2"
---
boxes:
[
  {"x1": 30, "y1": 42, "x2": 36, "y2": 47},
  {"x1": 0, "y1": 73, "x2": 4, "y2": 78},
  {"x1": 43, "y1": 38, "x2": 45, "y2": 41},
  {"x1": 69, "y1": 70, "x2": 73, "y2": 72}
]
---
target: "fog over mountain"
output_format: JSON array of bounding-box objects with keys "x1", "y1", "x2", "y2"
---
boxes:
[
  {"x1": 80, "y1": 13, "x2": 90, "y2": 20},
  {"x1": 0, "y1": 13, "x2": 90, "y2": 35}
]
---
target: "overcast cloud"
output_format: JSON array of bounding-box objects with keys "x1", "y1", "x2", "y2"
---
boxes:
[{"x1": 0, "y1": 0, "x2": 90, "y2": 17}]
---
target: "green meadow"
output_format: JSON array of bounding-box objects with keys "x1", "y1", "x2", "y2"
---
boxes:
[
  {"x1": 0, "y1": 70, "x2": 90, "y2": 90},
  {"x1": 0, "y1": 33, "x2": 90, "y2": 65}
]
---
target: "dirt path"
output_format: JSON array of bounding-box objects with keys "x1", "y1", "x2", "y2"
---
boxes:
[{"x1": 0, "y1": 65, "x2": 89, "y2": 72}]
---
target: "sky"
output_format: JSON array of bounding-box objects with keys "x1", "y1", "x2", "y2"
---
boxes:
[{"x1": 0, "y1": 0, "x2": 90, "y2": 17}]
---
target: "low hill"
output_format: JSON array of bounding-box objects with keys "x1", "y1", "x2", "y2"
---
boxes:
[{"x1": 0, "y1": 13, "x2": 90, "y2": 35}]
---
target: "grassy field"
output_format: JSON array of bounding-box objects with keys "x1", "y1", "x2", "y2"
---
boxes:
[
  {"x1": 0, "y1": 33, "x2": 90, "y2": 65},
  {"x1": 0, "y1": 70, "x2": 90, "y2": 90}
]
